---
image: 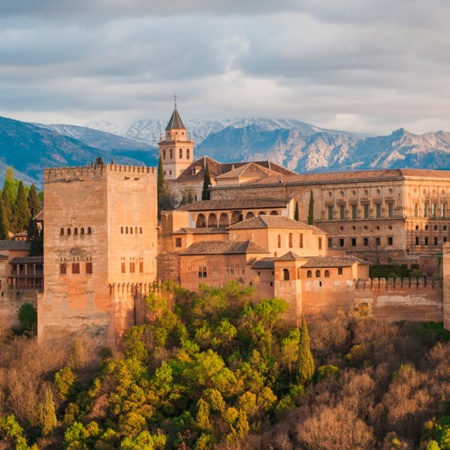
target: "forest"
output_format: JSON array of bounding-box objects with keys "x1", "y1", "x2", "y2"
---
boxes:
[{"x1": 1, "y1": 281, "x2": 450, "y2": 449}]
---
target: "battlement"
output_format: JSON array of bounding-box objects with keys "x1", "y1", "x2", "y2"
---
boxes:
[
  {"x1": 44, "y1": 164, "x2": 156, "y2": 182},
  {"x1": 356, "y1": 277, "x2": 442, "y2": 290}
]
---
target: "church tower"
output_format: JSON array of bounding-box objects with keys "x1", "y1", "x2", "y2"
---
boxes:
[{"x1": 158, "y1": 100, "x2": 194, "y2": 180}]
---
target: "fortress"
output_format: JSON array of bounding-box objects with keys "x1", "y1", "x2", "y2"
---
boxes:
[{"x1": 2, "y1": 105, "x2": 450, "y2": 348}]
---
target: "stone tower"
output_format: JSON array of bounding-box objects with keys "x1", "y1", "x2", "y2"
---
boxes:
[
  {"x1": 158, "y1": 103, "x2": 194, "y2": 180},
  {"x1": 39, "y1": 164, "x2": 158, "y2": 350}
]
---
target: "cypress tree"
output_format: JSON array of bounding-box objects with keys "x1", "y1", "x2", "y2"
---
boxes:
[
  {"x1": 157, "y1": 156, "x2": 165, "y2": 219},
  {"x1": 0, "y1": 199, "x2": 8, "y2": 240},
  {"x1": 41, "y1": 387, "x2": 57, "y2": 436},
  {"x1": 12, "y1": 181, "x2": 31, "y2": 233},
  {"x1": 297, "y1": 315, "x2": 314, "y2": 385},
  {"x1": 202, "y1": 161, "x2": 211, "y2": 201},
  {"x1": 27, "y1": 184, "x2": 41, "y2": 217},
  {"x1": 3, "y1": 167, "x2": 17, "y2": 206},
  {"x1": 27, "y1": 218, "x2": 43, "y2": 256},
  {"x1": 307, "y1": 190, "x2": 314, "y2": 225},
  {"x1": 294, "y1": 201, "x2": 299, "y2": 221},
  {"x1": 2, "y1": 189, "x2": 12, "y2": 228}
]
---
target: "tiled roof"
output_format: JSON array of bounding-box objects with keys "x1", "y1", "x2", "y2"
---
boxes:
[
  {"x1": 179, "y1": 240, "x2": 270, "y2": 255},
  {"x1": 0, "y1": 254, "x2": 8, "y2": 261},
  {"x1": 276, "y1": 251, "x2": 305, "y2": 261},
  {"x1": 225, "y1": 168, "x2": 450, "y2": 188},
  {"x1": 34, "y1": 210, "x2": 44, "y2": 221},
  {"x1": 165, "y1": 108, "x2": 186, "y2": 130},
  {"x1": 9, "y1": 256, "x2": 43, "y2": 264},
  {"x1": 229, "y1": 215, "x2": 325, "y2": 232},
  {"x1": 177, "y1": 197, "x2": 291, "y2": 212},
  {"x1": 0, "y1": 241, "x2": 30, "y2": 251},
  {"x1": 251, "y1": 258, "x2": 275, "y2": 269},
  {"x1": 301, "y1": 255, "x2": 368, "y2": 268},
  {"x1": 215, "y1": 162, "x2": 286, "y2": 180},
  {"x1": 173, "y1": 227, "x2": 228, "y2": 235},
  {"x1": 174, "y1": 157, "x2": 296, "y2": 183}
]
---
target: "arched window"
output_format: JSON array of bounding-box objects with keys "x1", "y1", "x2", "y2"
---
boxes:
[
  {"x1": 219, "y1": 213, "x2": 229, "y2": 227},
  {"x1": 60, "y1": 228, "x2": 64, "y2": 236},
  {"x1": 126, "y1": 227, "x2": 129, "y2": 234},
  {"x1": 208, "y1": 213, "x2": 217, "y2": 228},
  {"x1": 179, "y1": 148, "x2": 183, "y2": 159},
  {"x1": 196, "y1": 214, "x2": 206, "y2": 228},
  {"x1": 258, "y1": 211, "x2": 266, "y2": 216},
  {"x1": 121, "y1": 226, "x2": 123, "y2": 233},
  {"x1": 307, "y1": 270, "x2": 312, "y2": 278},
  {"x1": 169, "y1": 148, "x2": 173, "y2": 159},
  {"x1": 87, "y1": 227, "x2": 92, "y2": 235},
  {"x1": 315, "y1": 270, "x2": 321, "y2": 278},
  {"x1": 67, "y1": 228, "x2": 71, "y2": 235},
  {"x1": 74, "y1": 227, "x2": 78, "y2": 235},
  {"x1": 270, "y1": 210, "x2": 278, "y2": 216},
  {"x1": 324, "y1": 270, "x2": 330, "y2": 277},
  {"x1": 140, "y1": 227, "x2": 143, "y2": 234},
  {"x1": 231, "y1": 211, "x2": 243, "y2": 225},
  {"x1": 245, "y1": 212, "x2": 255, "y2": 220},
  {"x1": 163, "y1": 149, "x2": 166, "y2": 159},
  {"x1": 81, "y1": 227, "x2": 85, "y2": 235},
  {"x1": 282, "y1": 268, "x2": 290, "y2": 281},
  {"x1": 130, "y1": 227, "x2": 133, "y2": 234},
  {"x1": 186, "y1": 148, "x2": 190, "y2": 159}
]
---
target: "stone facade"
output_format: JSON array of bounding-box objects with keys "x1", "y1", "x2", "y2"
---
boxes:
[{"x1": 40, "y1": 164, "x2": 158, "y2": 349}]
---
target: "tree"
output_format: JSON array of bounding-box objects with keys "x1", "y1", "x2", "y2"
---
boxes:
[
  {"x1": 3, "y1": 166, "x2": 18, "y2": 207},
  {"x1": 307, "y1": 190, "x2": 314, "y2": 225},
  {"x1": 294, "y1": 201, "x2": 299, "y2": 221},
  {"x1": 17, "y1": 303, "x2": 37, "y2": 334},
  {"x1": 297, "y1": 315, "x2": 314, "y2": 384},
  {"x1": 27, "y1": 184, "x2": 41, "y2": 217},
  {"x1": 12, "y1": 181, "x2": 31, "y2": 233},
  {"x1": 27, "y1": 218, "x2": 43, "y2": 256},
  {"x1": 0, "y1": 199, "x2": 9, "y2": 240},
  {"x1": 157, "y1": 156, "x2": 165, "y2": 219},
  {"x1": 41, "y1": 387, "x2": 57, "y2": 436},
  {"x1": 2, "y1": 189, "x2": 12, "y2": 231},
  {"x1": 95, "y1": 156, "x2": 104, "y2": 167},
  {"x1": 202, "y1": 162, "x2": 211, "y2": 201},
  {"x1": 179, "y1": 185, "x2": 196, "y2": 207}
]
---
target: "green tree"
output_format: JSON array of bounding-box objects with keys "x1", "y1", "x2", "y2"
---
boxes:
[
  {"x1": 17, "y1": 303, "x2": 37, "y2": 334},
  {"x1": 3, "y1": 166, "x2": 18, "y2": 207},
  {"x1": 2, "y1": 186, "x2": 12, "y2": 229},
  {"x1": 0, "y1": 198, "x2": 9, "y2": 240},
  {"x1": 307, "y1": 190, "x2": 314, "y2": 225},
  {"x1": 95, "y1": 156, "x2": 104, "y2": 167},
  {"x1": 297, "y1": 315, "x2": 314, "y2": 385},
  {"x1": 12, "y1": 181, "x2": 31, "y2": 233},
  {"x1": 41, "y1": 387, "x2": 57, "y2": 436},
  {"x1": 202, "y1": 162, "x2": 211, "y2": 201},
  {"x1": 294, "y1": 201, "x2": 299, "y2": 221},
  {"x1": 27, "y1": 218, "x2": 43, "y2": 256},
  {"x1": 27, "y1": 184, "x2": 41, "y2": 217},
  {"x1": 179, "y1": 185, "x2": 196, "y2": 207}
]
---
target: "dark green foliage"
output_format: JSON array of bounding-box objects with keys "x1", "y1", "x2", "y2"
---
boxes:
[
  {"x1": 27, "y1": 184, "x2": 41, "y2": 217},
  {"x1": 27, "y1": 218, "x2": 43, "y2": 256},
  {"x1": 17, "y1": 302, "x2": 37, "y2": 334},
  {"x1": 0, "y1": 198, "x2": 9, "y2": 240},
  {"x1": 370, "y1": 264, "x2": 413, "y2": 279},
  {"x1": 95, "y1": 156, "x2": 104, "y2": 166},
  {"x1": 12, "y1": 181, "x2": 31, "y2": 233},
  {"x1": 308, "y1": 190, "x2": 314, "y2": 225},
  {"x1": 297, "y1": 315, "x2": 314, "y2": 384},
  {"x1": 294, "y1": 201, "x2": 299, "y2": 221},
  {"x1": 2, "y1": 189, "x2": 12, "y2": 230},
  {"x1": 202, "y1": 162, "x2": 211, "y2": 201}
]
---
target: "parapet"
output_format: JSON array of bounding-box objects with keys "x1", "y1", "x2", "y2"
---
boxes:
[
  {"x1": 356, "y1": 277, "x2": 442, "y2": 290},
  {"x1": 44, "y1": 164, "x2": 156, "y2": 183}
]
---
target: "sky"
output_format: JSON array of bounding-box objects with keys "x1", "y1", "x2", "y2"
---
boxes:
[{"x1": 1, "y1": 0, "x2": 450, "y2": 135}]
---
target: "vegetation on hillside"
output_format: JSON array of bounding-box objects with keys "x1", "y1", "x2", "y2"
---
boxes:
[{"x1": 1, "y1": 282, "x2": 450, "y2": 449}]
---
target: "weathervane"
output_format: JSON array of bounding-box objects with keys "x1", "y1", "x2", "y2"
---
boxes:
[{"x1": 174, "y1": 92, "x2": 177, "y2": 110}]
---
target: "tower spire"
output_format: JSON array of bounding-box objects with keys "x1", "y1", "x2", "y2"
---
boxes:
[{"x1": 174, "y1": 92, "x2": 177, "y2": 110}]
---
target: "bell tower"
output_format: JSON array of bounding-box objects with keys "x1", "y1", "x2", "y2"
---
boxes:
[{"x1": 158, "y1": 98, "x2": 194, "y2": 180}]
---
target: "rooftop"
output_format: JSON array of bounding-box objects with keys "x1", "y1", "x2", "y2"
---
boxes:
[
  {"x1": 0, "y1": 241, "x2": 30, "y2": 251},
  {"x1": 300, "y1": 255, "x2": 368, "y2": 268},
  {"x1": 179, "y1": 240, "x2": 270, "y2": 256},
  {"x1": 177, "y1": 197, "x2": 291, "y2": 212},
  {"x1": 165, "y1": 108, "x2": 186, "y2": 131},
  {"x1": 9, "y1": 256, "x2": 43, "y2": 265},
  {"x1": 229, "y1": 215, "x2": 326, "y2": 233}
]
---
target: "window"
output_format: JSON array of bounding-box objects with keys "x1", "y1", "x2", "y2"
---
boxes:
[
  {"x1": 432, "y1": 203, "x2": 437, "y2": 216},
  {"x1": 169, "y1": 148, "x2": 173, "y2": 159},
  {"x1": 72, "y1": 263, "x2": 80, "y2": 274},
  {"x1": 163, "y1": 149, "x2": 166, "y2": 159},
  {"x1": 187, "y1": 148, "x2": 190, "y2": 159},
  {"x1": 198, "y1": 266, "x2": 207, "y2": 278},
  {"x1": 376, "y1": 237, "x2": 381, "y2": 246},
  {"x1": 67, "y1": 228, "x2": 71, "y2": 235},
  {"x1": 307, "y1": 270, "x2": 312, "y2": 278},
  {"x1": 425, "y1": 237, "x2": 429, "y2": 245},
  {"x1": 339, "y1": 238, "x2": 344, "y2": 247},
  {"x1": 364, "y1": 237, "x2": 369, "y2": 246},
  {"x1": 352, "y1": 204, "x2": 357, "y2": 219},
  {"x1": 130, "y1": 262, "x2": 135, "y2": 273},
  {"x1": 388, "y1": 237, "x2": 393, "y2": 246},
  {"x1": 340, "y1": 205, "x2": 345, "y2": 219},
  {"x1": 60, "y1": 228, "x2": 64, "y2": 236},
  {"x1": 140, "y1": 227, "x2": 143, "y2": 234},
  {"x1": 441, "y1": 204, "x2": 445, "y2": 218},
  {"x1": 338, "y1": 267, "x2": 343, "y2": 275},
  {"x1": 139, "y1": 262, "x2": 144, "y2": 273},
  {"x1": 288, "y1": 233, "x2": 293, "y2": 248},
  {"x1": 74, "y1": 227, "x2": 78, "y2": 235},
  {"x1": 324, "y1": 270, "x2": 330, "y2": 277},
  {"x1": 415, "y1": 237, "x2": 419, "y2": 245},
  {"x1": 299, "y1": 233, "x2": 303, "y2": 248},
  {"x1": 277, "y1": 235, "x2": 281, "y2": 248},
  {"x1": 85, "y1": 262, "x2": 93, "y2": 274},
  {"x1": 130, "y1": 227, "x2": 133, "y2": 234},
  {"x1": 315, "y1": 270, "x2": 321, "y2": 278},
  {"x1": 179, "y1": 148, "x2": 183, "y2": 159},
  {"x1": 282, "y1": 268, "x2": 290, "y2": 281},
  {"x1": 388, "y1": 203, "x2": 394, "y2": 218},
  {"x1": 87, "y1": 227, "x2": 92, "y2": 234},
  {"x1": 351, "y1": 238, "x2": 356, "y2": 246},
  {"x1": 126, "y1": 227, "x2": 128, "y2": 234},
  {"x1": 81, "y1": 227, "x2": 85, "y2": 235},
  {"x1": 328, "y1": 238, "x2": 332, "y2": 248},
  {"x1": 376, "y1": 204, "x2": 381, "y2": 218},
  {"x1": 423, "y1": 203, "x2": 427, "y2": 216},
  {"x1": 175, "y1": 238, "x2": 182, "y2": 248},
  {"x1": 121, "y1": 262, "x2": 126, "y2": 273},
  {"x1": 434, "y1": 237, "x2": 438, "y2": 245},
  {"x1": 328, "y1": 206, "x2": 333, "y2": 220},
  {"x1": 364, "y1": 204, "x2": 369, "y2": 219},
  {"x1": 60, "y1": 264, "x2": 67, "y2": 275},
  {"x1": 318, "y1": 237, "x2": 322, "y2": 250},
  {"x1": 414, "y1": 203, "x2": 418, "y2": 217}
]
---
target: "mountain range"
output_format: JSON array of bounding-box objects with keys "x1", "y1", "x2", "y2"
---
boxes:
[{"x1": 1, "y1": 115, "x2": 450, "y2": 188}]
